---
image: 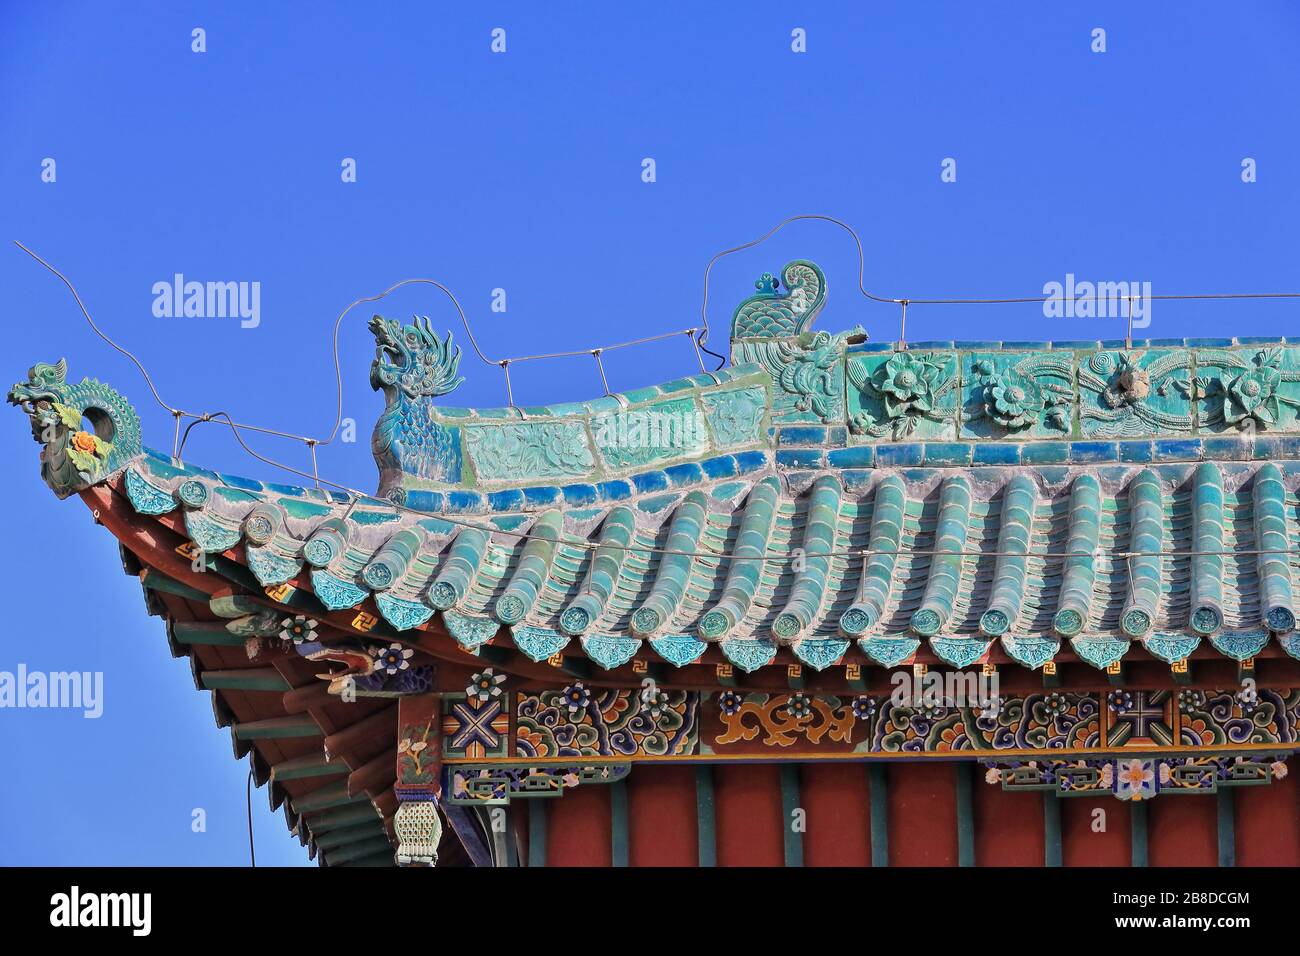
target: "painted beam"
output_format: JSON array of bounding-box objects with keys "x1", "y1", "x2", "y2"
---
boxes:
[
  {"x1": 314, "y1": 820, "x2": 387, "y2": 851},
  {"x1": 1253, "y1": 463, "x2": 1296, "y2": 633},
  {"x1": 559, "y1": 505, "x2": 635, "y2": 635},
  {"x1": 293, "y1": 780, "x2": 372, "y2": 814},
  {"x1": 1054, "y1": 473, "x2": 1102, "y2": 637},
  {"x1": 911, "y1": 475, "x2": 972, "y2": 637},
  {"x1": 698, "y1": 477, "x2": 781, "y2": 639},
  {"x1": 868, "y1": 763, "x2": 889, "y2": 867},
  {"x1": 428, "y1": 526, "x2": 490, "y2": 610},
  {"x1": 139, "y1": 568, "x2": 210, "y2": 603},
  {"x1": 322, "y1": 835, "x2": 393, "y2": 866},
  {"x1": 1189, "y1": 462, "x2": 1225, "y2": 635},
  {"x1": 199, "y1": 667, "x2": 291, "y2": 691},
  {"x1": 696, "y1": 765, "x2": 717, "y2": 867},
  {"x1": 232, "y1": 715, "x2": 322, "y2": 740},
  {"x1": 774, "y1": 475, "x2": 842, "y2": 642},
  {"x1": 171, "y1": 620, "x2": 254, "y2": 647},
  {"x1": 1120, "y1": 469, "x2": 1163, "y2": 637},
  {"x1": 632, "y1": 491, "x2": 709, "y2": 637},
  {"x1": 980, "y1": 474, "x2": 1037, "y2": 636},
  {"x1": 305, "y1": 802, "x2": 382, "y2": 832},
  {"x1": 840, "y1": 474, "x2": 906, "y2": 636},
  {"x1": 271, "y1": 752, "x2": 351, "y2": 782},
  {"x1": 495, "y1": 509, "x2": 563, "y2": 625}
]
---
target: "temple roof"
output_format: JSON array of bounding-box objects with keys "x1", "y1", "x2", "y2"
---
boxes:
[
  {"x1": 13, "y1": 258, "x2": 1300, "y2": 860},
  {"x1": 117, "y1": 446, "x2": 1300, "y2": 674}
]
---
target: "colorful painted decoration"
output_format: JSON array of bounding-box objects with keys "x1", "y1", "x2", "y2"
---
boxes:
[{"x1": 18, "y1": 258, "x2": 1300, "y2": 869}]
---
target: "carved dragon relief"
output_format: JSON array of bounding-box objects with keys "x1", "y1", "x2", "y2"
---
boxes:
[{"x1": 8, "y1": 359, "x2": 142, "y2": 498}]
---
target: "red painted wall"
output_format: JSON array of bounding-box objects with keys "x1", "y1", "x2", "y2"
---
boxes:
[
  {"x1": 1235, "y1": 769, "x2": 1300, "y2": 866},
  {"x1": 713, "y1": 763, "x2": 785, "y2": 866},
  {"x1": 544, "y1": 781, "x2": 611, "y2": 867},
  {"x1": 627, "y1": 764, "x2": 699, "y2": 866},
  {"x1": 1149, "y1": 795, "x2": 1217, "y2": 867},
  {"x1": 888, "y1": 762, "x2": 957, "y2": 865},
  {"x1": 537, "y1": 760, "x2": 1300, "y2": 867},
  {"x1": 801, "y1": 762, "x2": 872, "y2": 866},
  {"x1": 1062, "y1": 798, "x2": 1131, "y2": 866},
  {"x1": 973, "y1": 778, "x2": 1043, "y2": 866}
]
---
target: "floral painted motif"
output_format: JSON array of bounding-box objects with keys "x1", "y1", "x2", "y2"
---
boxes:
[
  {"x1": 1115, "y1": 758, "x2": 1156, "y2": 800},
  {"x1": 372, "y1": 642, "x2": 414, "y2": 675},
  {"x1": 873, "y1": 693, "x2": 1101, "y2": 754},
  {"x1": 1177, "y1": 688, "x2": 1299, "y2": 747},
  {"x1": 786, "y1": 693, "x2": 812, "y2": 719},
  {"x1": 397, "y1": 735, "x2": 431, "y2": 776},
  {"x1": 466, "y1": 668, "x2": 505, "y2": 702},
  {"x1": 515, "y1": 687, "x2": 698, "y2": 757},
  {"x1": 640, "y1": 688, "x2": 671, "y2": 720},
  {"x1": 280, "y1": 615, "x2": 318, "y2": 645},
  {"x1": 717, "y1": 690, "x2": 744, "y2": 716},
  {"x1": 561, "y1": 682, "x2": 590, "y2": 714},
  {"x1": 986, "y1": 754, "x2": 1289, "y2": 800}
]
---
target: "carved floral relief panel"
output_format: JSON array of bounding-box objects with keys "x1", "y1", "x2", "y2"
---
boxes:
[
  {"x1": 961, "y1": 351, "x2": 1075, "y2": 439},
  {"x1": 846, "y1": 349, "x2": 959, "y2": 441},
  {"x1": 1193, "y1": 346, "x2": 1300, "y2": 434},
  {"x1": 464, "y1": 420, "x2": 595, "y2": 482}
]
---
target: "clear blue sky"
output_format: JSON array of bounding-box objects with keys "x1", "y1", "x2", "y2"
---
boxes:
[{"x1": 1, "y1": 1, "x2": 1297, "y2": 865}]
